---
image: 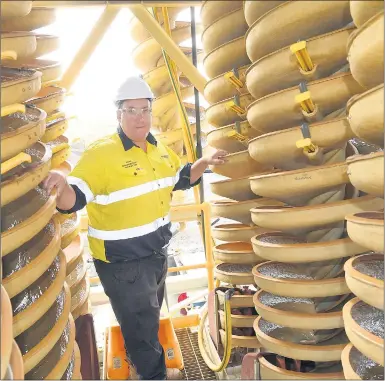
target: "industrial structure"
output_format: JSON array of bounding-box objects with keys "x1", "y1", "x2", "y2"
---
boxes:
[{"x1": 1, "y1": 0, "x2": 384, "y2": 380}]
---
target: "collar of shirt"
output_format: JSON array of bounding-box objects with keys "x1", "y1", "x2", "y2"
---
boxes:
[{"x1": 117, "y1": 126, "x2": 157, "y2": 151}]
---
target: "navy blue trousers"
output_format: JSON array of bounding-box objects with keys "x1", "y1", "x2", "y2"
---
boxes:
[{"x1": 94, "y1": 250, "x2": 168, "y2": 380}]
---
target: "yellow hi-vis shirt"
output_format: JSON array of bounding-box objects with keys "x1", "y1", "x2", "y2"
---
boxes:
[{"x1": 58, "y1": 127, "x2": 200, "y2": 262}]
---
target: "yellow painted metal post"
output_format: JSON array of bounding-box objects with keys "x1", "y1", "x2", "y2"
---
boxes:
[
  {"x1": 202, "y1": 202, "x2": 214, "y2": 292},
  {"x1": 126, "y1": 4, "x2": 207, "y2": 94},
  {"x1": 151, "y1": 7, "x2": 202, "y2": 209},
  {"x1": 151, "y1": 7, "x2": 201, "y2": 211},
  {"x1": 102, "y1": 327, "x2": 108, "y2": 380},
  {"x1": 156, "y1": 8, "x2": 198, "y2": 160},
  {"x1": 60, "y1": 6, "x2": 119, "y2": 90}
]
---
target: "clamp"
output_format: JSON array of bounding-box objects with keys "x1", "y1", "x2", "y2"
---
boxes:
[
  {"x1": 295, "y1": 82, "x2": 315, "y2": 114},
  {"x1": 224, "y1": 68, "x2": 244, "y2": 90},
  {"x1": 290, "y1": 40, "x2": 314, "y2": 72}
]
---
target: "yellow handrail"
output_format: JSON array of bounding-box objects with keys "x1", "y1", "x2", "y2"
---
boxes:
[
  {"x1": 1, "y1": 152, "x2": 32, "y2": 175},
  {"x1": 60, "y1": 5, "x2": 119, "y2": 90},
  {"x1": 1, "y1": 103, "x2": 26, "y2": 117},
  {"x1": 89, "y1": 202, "x2": 215, "y2": 292},
  {"x1": 128, "y1": 4, "x2": 206, "y2": 94},
  {"x1": 1, "y1": 51, "x2": 17, "y2": 60},
  {"x1": 168, "y1": 263, "x2": 206, "y2": 273}
]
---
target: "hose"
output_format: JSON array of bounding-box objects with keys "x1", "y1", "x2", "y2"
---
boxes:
[
  {"x1": 151, "y1": 7, "x2": 208, "y2": 251},
  {"x1": 151, "y1": 7, "x2": 196, "y2": 162},
  {"x1": 163, "y1": 53, "x2": 196, "y2": 160},
  {"x1": 197, "y1": 289, "x2": 234, "y2": 372}
]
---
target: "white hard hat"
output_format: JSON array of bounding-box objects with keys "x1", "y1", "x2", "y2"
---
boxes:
[{"x1": 114, "y1": 76, "x2": 154, "y2": 102}]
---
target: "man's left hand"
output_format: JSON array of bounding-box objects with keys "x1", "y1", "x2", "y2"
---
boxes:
[
  {"x1": 204, "y1": 149, "x2": 228, "y2": 165},
  {"x1": 190, "y1": 149, "x2": 228, "y2": 184}
]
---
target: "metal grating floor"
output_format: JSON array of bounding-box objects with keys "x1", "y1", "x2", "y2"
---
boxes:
[{"x1": 176, "y1": 329, "x2": 217, "y2": 380}]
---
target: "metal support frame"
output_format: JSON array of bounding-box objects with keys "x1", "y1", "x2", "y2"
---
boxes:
[
  {"x1": 153, "y1": 7, "x2": 196, "y2": 163},
  {"x1": 151, "y1": 6, "x2": 211, "y2": 275},
  {"x1": 190, "y1": 5, "x2": 208, "y2": 257},
  {"x1": 58, "y1": 3, "x2": 206, "y2": 95},
  {"x1": 152, "y1": 5, "x2": 206, "y2": 251},
  {"x1": 33, "y1": 1, "x2": 201, "y2": 7},
  {"x1": 163, "y1": 201, "x2": 216, "y2": 293},
  {"x1": 190, "y1": 6, "x2": 204, "y2": 203},
  {"x1": 126, "y1": 4, "x2": 207, "y2": 94},
  {"x1": 60, "y1": 5, "x2": 120, "y2": 90}
]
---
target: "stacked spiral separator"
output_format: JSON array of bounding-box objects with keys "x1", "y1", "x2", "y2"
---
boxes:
[
  {"x1": 1, "y1": 1, "x2": 81, "y2": 379},
  {"x1": 1, "y1": 285, "x2": 24, "y2": 380},
  {"x1": 340, "y1": 2, "x2": 384, "y2": 380},
  {"x1": 199, "y1": 1, "x2": 268, "y2": 352},
  {"x1": 201, "y1": 1, "x2": 385, "y2": 379}
]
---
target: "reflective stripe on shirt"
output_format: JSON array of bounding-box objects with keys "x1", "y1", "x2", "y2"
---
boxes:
[
  {"x1": 67, "y1": 167, "x2": 182, "y2": 206},
  {"x1": 92, "y1": 167, "x2": 183, "y2": 206},
  {"x1": 88, "y1": 214, "x2": 171, "y2": 240},
  {"x1": 67, "y1": 176, "x2": 95, "y2": 203}
]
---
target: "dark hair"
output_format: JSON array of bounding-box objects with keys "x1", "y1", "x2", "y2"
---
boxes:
[
  {"x1": 115, "y1": 98, "x2": 153, "y2": 110},
  {"x1": 115, "y1": 100, "x2": 125, "y2": 109}
]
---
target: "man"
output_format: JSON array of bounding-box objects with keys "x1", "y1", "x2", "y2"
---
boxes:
[{"x1": 42, "y1": 76, "x2": 226, "y2": 380}]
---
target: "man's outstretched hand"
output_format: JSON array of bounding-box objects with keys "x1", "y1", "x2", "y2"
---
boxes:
[
  {"x1": 41, "y1": 170, "x2": 76, "y2": 210},
  {"x1": 202, "y1": 149, "x2": 228, "y2": 166},
  {"x1": 42, "y1": 170, "x2": 68, "y2": 197},
  {"x1": 190, "y1": 149, "x2": 228, "y2": 184}
]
